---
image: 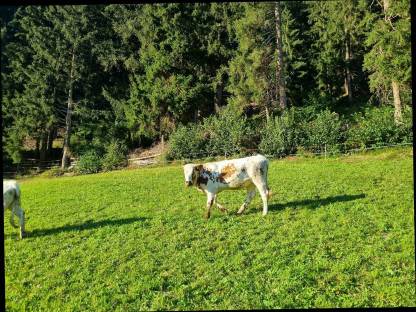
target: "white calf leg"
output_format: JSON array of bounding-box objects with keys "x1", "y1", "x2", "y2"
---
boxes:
[
  {"x1": 259, "y1": 189, "x2": 268, "y2": 216},
  {"x1": 17, "y1": 209, "x2": 25, "y2": 239},
  {"x1": 253, "y1": 181, "x2": 268, "y2": 216},
  {"x1": 10, "y1": 208, "x2": 18, "y2": 228},
  {"x1": 237, "y1": 187, "x2": 256, "y2": 215},
  {"x1": 205, "y1": 192, "x2": 215, "y2": 219},
  {"x1": 214, "y1": 195, "x2": 228, "y2": 213},
  {"x1": 12, "y1": 200, "x2": 25, "y2": 238}
]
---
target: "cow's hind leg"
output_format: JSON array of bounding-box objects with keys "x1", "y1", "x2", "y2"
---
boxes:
[
  {"x1": 214, "y1": 195, "x2": 228, "y2": 213},
  {"x1": 237, "y1": 185, "x2": 256, "y2": 215},
  {"x1": 17, "y1": 208, "x2": 25, "y2": 239},
  {"x1": 252, "y1": 178, "x2": 269, "y2": 216},
  {"x1": 12, "y1": 200, "x2": 25, "y2": 238},
  {"x1": 10, "y1": 205, "x2": 18, "y2": 228},
  {"x1": 205, "y1": 192, "x2": 215, "y2": 219}
]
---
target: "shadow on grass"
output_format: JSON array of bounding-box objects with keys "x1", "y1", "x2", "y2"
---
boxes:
[
  {"x1": 23, "y1": 216, "x2": 149, "y2": 239},
  {"x1": 266, "y1": 193, "x2": 366, "y2": 212},
  {"x1": 240, "y1": 193, "x2": 366, "y2": 215}
]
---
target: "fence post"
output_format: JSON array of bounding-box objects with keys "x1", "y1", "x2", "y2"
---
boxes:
[{"x1": 324, "y1": 144, "x2": 327, "y2": 158}]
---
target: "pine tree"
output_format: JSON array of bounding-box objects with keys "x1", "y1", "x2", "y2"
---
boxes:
[
  {"x1": 227, "y1": 2, "x2": 306, "y2": 118},
  {"x1": 363, "y1": 0, "x2": 411, "y2": 124},
  {"x1": 2, "y1": 6, "x2": 108, "y2": 165},
  {"x1": 307, "y1": 0, "x2": 367, "y2": 103},
  {"x1": 274, "y1": 1, "x2": 287, "y2": 110},
  {"x1": 100, "y1": 3, "x2": 242, "y2": 146},
  {"x1": 206, "y1": 3, "x2": 243, "y2": 114},
  {"x1": 280, "y1": 1, "x2": 311, "y2": 106},
  {"x1": 42, "y1": 6, "x2": 103, "y2": 168},
  {"x1": 2, "y1": 7, "x2": 62, "y2": 163},
  {"x1": 228, "y1": 2, "x2": 279, "y2": 120}
]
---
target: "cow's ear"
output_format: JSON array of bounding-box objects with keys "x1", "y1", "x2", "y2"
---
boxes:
[
  {"x1": 192, "y1": 165, "x2": 202, "y2": 175},
  {"x1": 192, "y1": 165, "x2": 202, "y2": 183}
]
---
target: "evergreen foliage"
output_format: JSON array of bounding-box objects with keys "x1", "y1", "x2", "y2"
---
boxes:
[
  {"x1": 1, "y1": 2, "x2": 411, "y2": 166},
  {"x1": 363, "y1": 0, "x2": 411, "y2": 104},
  {"x1": 259, "y1": 108, "x2": 300, "y2": 157}
]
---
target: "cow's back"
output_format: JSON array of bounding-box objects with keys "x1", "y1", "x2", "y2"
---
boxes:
[
  {"x1": 3, "y1": 180, "x2": 19, "y2": 208},
  {"x1": 202, "y1": 154, "x2": 268, "y2": 190},
  {"x1": 244, "y1": 154, "x2": 268, "y2": 179}
]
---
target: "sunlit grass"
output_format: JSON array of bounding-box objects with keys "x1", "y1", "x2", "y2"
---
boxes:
[{"x1": 4, "y1": 147, "x2": 414, "y2": 310}]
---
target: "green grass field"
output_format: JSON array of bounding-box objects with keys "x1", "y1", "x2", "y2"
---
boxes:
[{"x1": 4, "y1": 147, "x2": 415, "y2": 310}]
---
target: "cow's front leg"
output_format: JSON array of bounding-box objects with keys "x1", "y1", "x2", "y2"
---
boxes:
[
  {"x1": 205, "y1": 192, "x2": 215, "y2": 219},
  {"x1": 237, "y1": 186, "x2": 256, "y2": 215},
  {"x1": 12, "y1": 201, "x2": 25, "y2": 238},
  {"x1": 10, "y1": 206, "x2": 18, "y2": 228},
  {"x1": 18, "y1": 209, "x2": 25, "y2": 239},
  {"x1": 214, "y1": 195, "x2": 228, "y2": 213}
]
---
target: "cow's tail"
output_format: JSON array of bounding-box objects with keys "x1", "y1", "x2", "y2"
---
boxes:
[
  {"x1": 267, "y1": 188, "x2": 273, "y2": 200},
  {"x1": 263, "y1": 159, "x2": 273, "y2": 199},
  {"x1": 10, "y1": 185, "x2": 21, "y2": 229}
]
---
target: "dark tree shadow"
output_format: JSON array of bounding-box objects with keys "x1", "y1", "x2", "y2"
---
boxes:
[
  {"x1": 19, "y1": 216, "x2": 149, "y2": 239},
  {"x1": 244, "y1": 193, "x2": 366, "y2": 214}
]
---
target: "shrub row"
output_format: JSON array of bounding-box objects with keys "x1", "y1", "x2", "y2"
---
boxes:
[
  {"x1": 73, "y1": 104, "x2": 413, "y2": 174},
  {"x1": 167, "y1": 105, "x2": 412, "y2": 160},
  {"x1": 167, "y1": 106, "x2": 250, "y2": 160},
  {"x1": 76, "y1": 140, "x2": 127, "y2": 174}
]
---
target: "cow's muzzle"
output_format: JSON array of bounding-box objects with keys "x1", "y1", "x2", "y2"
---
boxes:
[{"x1": 185, "y1": 181, "x2": 192, "y2": 187}]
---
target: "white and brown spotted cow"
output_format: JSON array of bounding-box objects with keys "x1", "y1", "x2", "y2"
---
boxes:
[
  {"x1": 3, "y1": 180, "x2": 26, "y2": 239},
  {"x1": 183, "y1": 154, "x2": 272, "y2": 219}
]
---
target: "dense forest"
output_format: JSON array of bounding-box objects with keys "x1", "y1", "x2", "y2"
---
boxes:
[{"x1": 1, "y1": 1, "x2": 412, "y2": 172}]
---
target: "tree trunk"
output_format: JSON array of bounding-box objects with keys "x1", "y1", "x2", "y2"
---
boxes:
[
  {"x1": 35, "y1": 137, "x2": 40, "y2": 159},
  {"x1": 61, "y1": 49, "x2": 76, "y2": 170},
  {"x1": 392, "y1": 80, "x2": 402, "y2": 124},
  {"x1": 47, "y1": 127, "x2": 55, "y2": 158},
  {"x1": 382, "y1": 0, "x2": 402, "y2": 124},
  {"x1": 274, "y1": 1, "x2": 287, "y2": 111},
  {"x1": 214, "y1": 81, "x2": 223, "y2": 114},
  {"x1": 39, "y1": 132, "x2": 48, "y2": 161},
  {"x1": 344, "y1": 35, "x2": 353, "y2": 103},
  {"x1": 194, "y1": 109, "x2": 200, "y2": 122}
]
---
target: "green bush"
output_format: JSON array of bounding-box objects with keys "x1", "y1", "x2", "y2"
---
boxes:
[
  {"x1": 302, "y1": 110, "x2": 344, "y2": 153},
  {"x1": 200, "y1": 106, "x2": 248, "y2": 157},
  {"x1": 304, "y1": 90, "x2": 337, "y2": 114},
  {"x1": 399, "y1": 107, "x2": 413, "y2": 143},
  {"x1": 102, "y1": 140, "x2": 128, "y2": 171},
  {"x1": 76, "y1": 151, "x2": 102, "y2": 174},
  {"x1": 39, "y1": 166, "x2": 65, "y2": 178},
  {"x1": 259, "y1": 109, "x2": 300, "y2": 157},
  {"x1": 167, "y1": 107, "x2": 248, "y2": 160},
  {"x1": 167, "y1": 124, "x2": 206, "y2": 160},
  {"x1": 347, "y1": 106, "x2": 413, "y2": 148}
]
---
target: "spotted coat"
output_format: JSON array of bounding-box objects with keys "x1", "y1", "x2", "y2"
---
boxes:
[{"x1": 183, "y1": 154, "x2": 272, "y2": 218}]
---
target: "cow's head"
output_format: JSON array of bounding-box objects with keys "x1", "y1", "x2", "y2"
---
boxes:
[{"x1": 183, "y1": 164, "x2": 202, "y2": 187}]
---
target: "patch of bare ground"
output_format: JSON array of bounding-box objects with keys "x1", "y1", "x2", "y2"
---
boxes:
[{"x1": 127, "y1": 141, "x2": 167, "y2": 167}]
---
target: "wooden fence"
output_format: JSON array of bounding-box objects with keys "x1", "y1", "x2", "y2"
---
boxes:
[{"x1": 2, "y1": 142, "x2": 412, "y2": 178}]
